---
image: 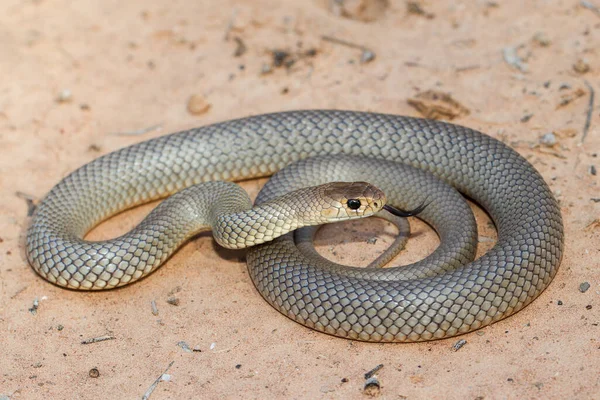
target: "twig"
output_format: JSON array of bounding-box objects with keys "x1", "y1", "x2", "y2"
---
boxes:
[
  {"x1": 364, "y1": 364, "x2": 384, "y2": 379},
  {"x1": 581, "y1": 1, "x2": 600, "y2": 17},
  {"x1": 223, "y1": 9, "x2": 238, "y2": 41},
  {"x1": 581, "y1": 80, "x2": 595, "y2": 144},
  {"x1": 81, "y1": 335, "x2": 115, "y2": 344},
  {"x1": 112, "y1": 124, "x2": 163, "y2": 137},
  {"x1": 142, "y1": 360, "x2": 175, "y2": 400},
  {"x1": 321, "y1": 35, "x2": 376, "y2": 63},
  {"x1": 11, "y1": 286, "x2": 28, "y2": 299}
]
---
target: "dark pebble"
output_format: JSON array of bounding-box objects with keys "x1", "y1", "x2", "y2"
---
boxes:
[{"x1": 580, "y1": 282, "x2": 591, "y2": 293}]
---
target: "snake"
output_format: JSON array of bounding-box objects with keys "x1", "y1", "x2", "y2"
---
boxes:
[{"x1": 25, "y1": 110, "x2": 564, "y2": 342}]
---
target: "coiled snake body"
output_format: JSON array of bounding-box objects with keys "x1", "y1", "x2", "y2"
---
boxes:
[{"x1": 26, "y1": 110, "x2": 564, "y2": 342}]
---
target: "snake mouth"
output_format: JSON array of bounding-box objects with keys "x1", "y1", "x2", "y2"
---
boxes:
[{"x1": 383, "y1": 202, "x2": 428, "y2": 217}]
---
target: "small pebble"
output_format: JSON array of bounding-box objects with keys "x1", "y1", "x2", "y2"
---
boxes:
[
  {"x1": 177, "y1": 341, "x2": 192, "y2": 353},
  {"x1": 532, "y1": 32, "x2": 551, "y2": 47},
  {"x1": 366, "y1": 237, "x2": 378, "y2": 245},
  {"x1": 167, "y1": 297, "x2": 180, "y2": 306},
  {"x1": 57, "y1": 324, "x2": 64, "y2": 331},
  {"x1": 89, "y1": 368, "x2": 100, "y2": 378},
  {"x1": 452, "y1": 339, "x2": 467, "y2": 351},
  {"x1": 539, "y1": 132, "x2": 557, "y2": 147},
  {"x1": 579, "y1": 282, "x2": 591, "y2": 293},
  {"x1": 235, "y1": 364, "x2": 242, "y2": 369},
  {"x1": 260, "y1": 63, "x2": 273, "y2": 75},
  {"x1": 586, "y1": 305, "x2": 592, "y2": 310},
  {"x1": 187, "y1": 94, "x2": 211, "y2": 115},
  {"x1": 56, "y1": 89, "x2": 72, "y2": 103},
  {"x1": 557, "y1": 300, "x2": 563, "y2": 305},
  {"x1": 29, "y1": 298, "x2": 39, "y2": 315},
  {"x1": 360, "y1": 50, "x2": 376, "y2": 64},
  {"x1": 341, "y1": 377, "x2": 349, "y2": 383},
  {"x1": 590, "y1": 165, "x2": 597, "y2": 176},
  {"x1": 573, "y1": 59, "x2": 590, "y2": 74},
  {"x1": 520, "y1": 114, "x2": 533, "y2": 123}
]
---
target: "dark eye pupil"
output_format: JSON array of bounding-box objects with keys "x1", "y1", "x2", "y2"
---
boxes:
[{"x1": 347, "y1": 199, "x2": 361, "y2": 210}]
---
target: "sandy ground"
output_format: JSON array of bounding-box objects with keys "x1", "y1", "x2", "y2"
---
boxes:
[{"x1": 1, "y1": 0, "x2": 599, "y2": 399}]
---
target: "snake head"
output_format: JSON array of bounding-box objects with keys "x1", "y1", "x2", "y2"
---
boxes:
[{"x1": 318, "y1": 181, "x2": 386, "y2": 221}]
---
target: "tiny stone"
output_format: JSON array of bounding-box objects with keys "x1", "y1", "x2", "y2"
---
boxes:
[
  {"x1": 167, "y1": 297, "x2": 180, "y2": 306},
  {"x1": 573, "y1": 59, "x2": 590, "y2": 74},
  {"x1": 341, "y1": 377, "x2": 349, "y2": 383},
  {"x1": 579, "y1": 282, "x2": 591, "y2": 293},
  {"x1": 235, "y1": 364, "x2": 242, "y2": 369},
  {"x1": 367, "y1": 237, "x2": 378, "y2": 245},
  {"x1": 260, "y1": 63, "x2": 273, "y2": 75},
  {"x1": 360, "y1": 50, "x2": 376, "y2": 64},
  {"x1": 557, "y1": 300, "x2": 563, "y2": 305},
  {"x1": 452, "y1": 339, "x2": 467, "y2": 351},
  {"x1": 520, "y1": 113, "x2": 533, "y2": 123},
  {"x1": 539, "y1": 132, "x2": 557, "y2": 147},
  {"x1": 586, "y1": 305, "x2": 592, "y2": 310},
  {"x1": 507, "y1": 378, "x2": 514, "y2": 382},
  {"x1": 89, "y1": 368, "x2": 100, "y2": 378},
  {"x1": 532, "y1": 32, "x2": 551, "y2": 47},
  {"x1": 177, "y1": 341, "x2": 192, "y2": 353},
  {"x1": 57, "y1": 324, "x2": 64, "y2": 331},
  {"x1": 33, "y1": 362, "x2": 42, "y2": 368},
  {"x1": 187, "y1": 94, "x2": 211, "y2": 115},
  {"x1": 192, "y1": 345, "x2": 202, "y2": 352},
  {"x1": 590, "y1": 166, "x2": 597, "y2": 176},
  {"x1": 56, "y1": 89, "x2": 72, "y2": 103}
]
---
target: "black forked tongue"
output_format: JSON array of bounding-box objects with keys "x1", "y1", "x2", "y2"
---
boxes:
[{"x1": 383, "y1": 202, "x2": 428, "y2": 217}]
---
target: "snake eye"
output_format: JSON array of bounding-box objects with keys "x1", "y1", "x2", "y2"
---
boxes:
[{"x1": 347, "y1": 199, "x2": 361, "y2": 210}]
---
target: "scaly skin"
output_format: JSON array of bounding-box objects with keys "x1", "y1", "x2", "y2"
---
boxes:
[{"x1": 26, "y1": 110, "x2": 564, "y2": 342}]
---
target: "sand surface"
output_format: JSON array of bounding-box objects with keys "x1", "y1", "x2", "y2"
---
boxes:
[{"x1": 1, "y1": 0, "x2": 599, "y2": 398}]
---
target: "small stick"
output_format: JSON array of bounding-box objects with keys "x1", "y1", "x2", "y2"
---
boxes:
[
  {"x1": 321, "y1": 35, "x2": 376, "y2": 63},
  {"x1": 112, "y1": 124, "x2": 162, "y2": 137},
  {"x1": 581, "y1": 1, "x2": 600, "y2": 17},
  {"x1": 81, "y1": 335, "x2": 115, "y2": 344},
  {"x1": 142, "y1": 360, "x2": 175, "y2": 400},
  {"x1": 581, "y1": 80, "x2": 595, "y2": 144},
  {"x1": 223, "y1": 9, "x2": 238, "y2": 41},
  {"x1": 364, "y1": 364, "x2": 384, "y2": 379}
]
